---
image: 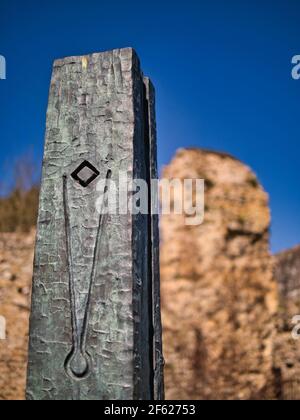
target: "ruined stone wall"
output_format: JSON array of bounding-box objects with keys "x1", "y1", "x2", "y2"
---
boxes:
[
  {"x1": 0, "y1": 232, "x2": 34, "y2": 400},
  {"x1": 273, "y1": 246, "x2": 300, "y2": 400},
  {"x1": 160, "y1": 148, "x2": 278, "y2": 400}
]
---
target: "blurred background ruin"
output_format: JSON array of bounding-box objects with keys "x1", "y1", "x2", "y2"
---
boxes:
[{"x1": 0, "y1": 155, "x2": 39, "y2": 233}]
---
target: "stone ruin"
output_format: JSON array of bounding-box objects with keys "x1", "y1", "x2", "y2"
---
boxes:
[
  {"x1": 274, "y1": 245, "x2": 300, "y2": 400},
  {"x1": 160, "y1": 149, "x2": 300, "y2": 401}
]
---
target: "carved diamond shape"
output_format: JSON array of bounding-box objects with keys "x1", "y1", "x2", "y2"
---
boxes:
[{"x1": 71, "y1": 161, "x2": 100, "y2": 187}]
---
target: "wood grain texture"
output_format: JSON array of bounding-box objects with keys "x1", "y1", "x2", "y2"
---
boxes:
[
  {"x1": 26, "y1": 48, "x2": 164, "y2": 400},
  {"x1": 144, "y1": 78, "x2": 165, "y2": 400}
]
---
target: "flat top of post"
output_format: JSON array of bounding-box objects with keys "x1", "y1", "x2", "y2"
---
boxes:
[{"x1": 53, "y1": 47, "x2": 140, "y2": 68}]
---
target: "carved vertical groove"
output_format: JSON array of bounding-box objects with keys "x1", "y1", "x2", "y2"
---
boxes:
[
  {"x1": 144, "y1": 77, "x2": 165, "y2": 400},
  {"x1": 63, "y1": 170, "x2": 112, "y2": 380}
]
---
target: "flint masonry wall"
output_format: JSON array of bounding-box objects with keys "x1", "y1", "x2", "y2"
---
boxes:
[
  {"x1": 274, "y1": 246, "x2": 300, "y2": 400},
  {"x1": 0, "y1": 232, "x2": 35, "y2": 400},
  {"x1": 160, "y1": 148, "x2": 278, "y2": 400}
]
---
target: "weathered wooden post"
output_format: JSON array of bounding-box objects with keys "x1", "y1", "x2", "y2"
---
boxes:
[{"x1": 26, "y1": 48, "x2": 164, "y2": 400}]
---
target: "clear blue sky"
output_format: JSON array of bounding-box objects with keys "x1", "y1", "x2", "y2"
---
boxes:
[{"x1": 0, "y1": 0, "x2": 299, "y2": 253}]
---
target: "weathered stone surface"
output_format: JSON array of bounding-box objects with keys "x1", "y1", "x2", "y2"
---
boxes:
[
  {"x1": 160, "y1": 148, "x2": 278, "y2": 400},
  {"x1": 26, "y1": 48, "x2": 163, "y2": 400},
  {"x1": 274, "y1": 246, "x2": 300, "y2": 400},
  {"x1": 0, "y1": 232, "x2": 34, "y2": 400}
]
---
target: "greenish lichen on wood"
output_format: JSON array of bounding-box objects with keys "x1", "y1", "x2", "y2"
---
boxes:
[{"x1": 26, "y1": 48, "x2": 164, "y2": 400}]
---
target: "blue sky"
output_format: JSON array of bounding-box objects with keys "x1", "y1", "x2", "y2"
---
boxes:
[{"x1": 0, "y1": 0, "x2": 299, "y2": 253}]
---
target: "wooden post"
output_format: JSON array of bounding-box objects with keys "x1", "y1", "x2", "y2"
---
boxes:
[{"x1": 26, "y1": 48, "x2": 164, "y2": 400}]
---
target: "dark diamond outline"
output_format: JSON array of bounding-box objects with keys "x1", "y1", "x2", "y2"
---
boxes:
[{"x1": 71, "y1": 160, "x2": 100, "y2": 188}]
